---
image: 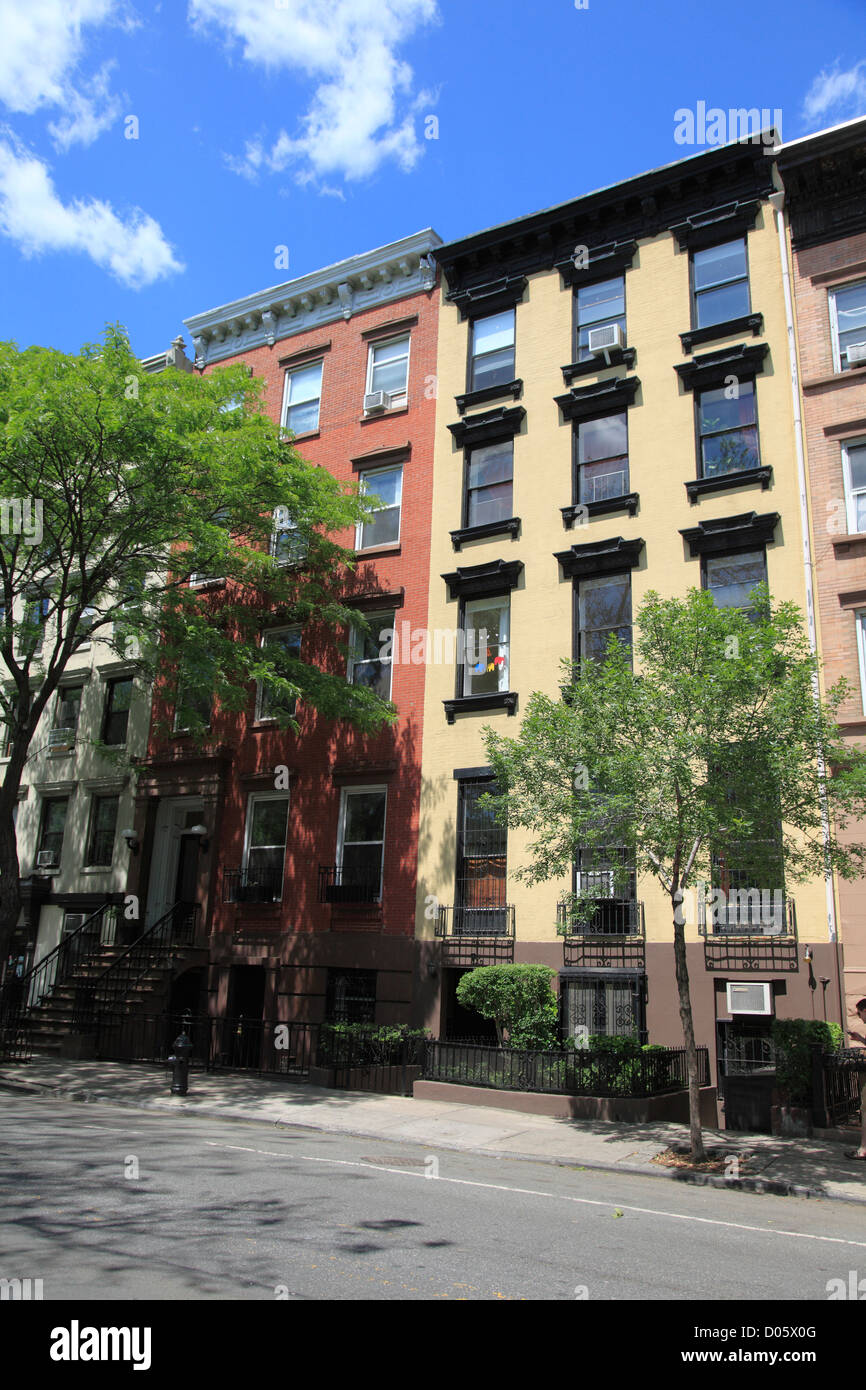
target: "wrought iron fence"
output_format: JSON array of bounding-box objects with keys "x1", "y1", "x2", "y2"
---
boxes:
[
  {"x1": 223, "y1": 867, "x2": 284, "y2": 904},
  {"x1": 422, "y1": 1040, "x2": 710, "y2": 1097},
  {"x1": 557, "y1": 898, "x2": 644, "y2": 936},
  {"x1": 814, "y1": 1046, "x2": 865, "y2": 1128}
]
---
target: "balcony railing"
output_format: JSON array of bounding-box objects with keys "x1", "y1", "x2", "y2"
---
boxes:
[
  {"x1": 318, "y1": 866, "x2": 381, "y2": 905},
  {"x1": 436, "y1": 904, "x2": 515, "y2": 938},
  {"x1": 223, "y1": 866, "x2": 284, "y2": 904},
  {"x1": 698, "y1": 893, "x2": 797, "y2": 939},
  {"x1": 557, "y1": 898, "x2": 644, "y2": 937}
]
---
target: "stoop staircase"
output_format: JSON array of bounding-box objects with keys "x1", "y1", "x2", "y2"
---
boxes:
[{"x1": 0, "y1": 901, "x2": 205, "y2": 1059}]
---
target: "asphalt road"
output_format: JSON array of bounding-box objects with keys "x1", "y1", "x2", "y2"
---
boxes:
[{"x1": 2, "y1": 1093, "x2": 866, "y2": 1301}]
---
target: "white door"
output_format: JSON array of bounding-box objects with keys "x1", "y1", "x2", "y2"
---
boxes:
[{"x1": 147, "y1": 798, "x2": 203, "y2": 927}]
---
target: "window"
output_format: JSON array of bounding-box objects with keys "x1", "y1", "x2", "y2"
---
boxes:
[
  {"x1": 242, "y1": 794, "x2": 289, "y2": 900},
  {"x1": 856, "y1": 612, "x2": 866, "y2": 714},
  {"x1": 842, "y1": 438, "x2": 866, "y2": 533},
  {"x1": 462, "y1": 596, "x2": 509, "y2": 695},
  {"x1": 357, "y1": 465, "x2": 402, "y2": 549},
  {"x1": 830, "y1": 281, "x2": 866, "y2": 372},
  {"x1": 38, "y1": 797, "x2": 68, "y2": 867},
  {"x1": 576, "y1": 413, "x2": 629, "y2": 504},
  {"x1": 575, "y1": 276, "x2": 626, "y2": 361},
  {"x1": 709, "y1": 756, "x2": 784, "y2": 934},
  {"x1": 704, "y1": 549, "x2": 767, "y2": 612},
  {"x1": 692, "y1": 238, "x2": 750, "y2": 328},
  {"x1": 455, "y1": 778, "x2": 508, "y2": 935},
  {"x1": 190, "y1": 508, "x2": 230, "y2": 586},
  {"x1": 257, "y1": 627, "x2": 302, "y2": 721},
  {"x1": 103, "y1": 677, "x2": 133, "y2": 745},
  {"x1": 20, "y1": 594, "x2": 49, "y2": 657},
  {"x1": 697, "y1": 379, "x2": 759, "y2": 479},
  {"x1": 86, "y1": 795, "x2": 119, "y2": 867},
  {"x1": 76, "y1": 607, "x2": 98, "y2": 649},
  {"x1": 271, "y1": 511, "x2": 308, "y2": 566},
  {"x1": 337, "y1": 788, "x2": 386, "y2": 900},
  {"x1": 366, "y1": 336, "x2": 409, "y2": 405},
  {"x1": 281, "y1": 360, "x2": 322, "y2": 435},
  {"x1": 173, "y1": 681, "x2": 212, "y2": 733},
  {"x1": 574, "y1": 844, "x2": 637, "y2": 934},
  {"x1": 469, "y1": 310, "x2": 515, "y2": 391},
  {"x1": 465, "y1": 440, "x2": 513, "y2": 527},
  {"x1": 54, "y1": 685, "x2": 83, "y2": 733},
  {"x1": 348, "y1": 612, "x2": 394, "y2": 701},
  {"x1": 561, "y1": 974, "x2": 644, "y2": 1040},
  {"x1": 326, "y1": 968, "x2": 376, "y2": 1023},
  {"x1": 576, "y1": 573, "x2": 632, "y2": 663}
]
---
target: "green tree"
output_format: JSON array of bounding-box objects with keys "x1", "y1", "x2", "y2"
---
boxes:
[
  {"x1": 0, "y1": 326, "x2": 391, "y2": 965},
  {"x1": 481, "y1": 587, "x2": 866, "y2": 1159},
  {"x1": 456, "y1": 963, "x2": 559, "y2": 1048}
]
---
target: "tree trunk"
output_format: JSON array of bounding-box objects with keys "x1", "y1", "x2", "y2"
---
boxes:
[{"x1": 672, "y1": 909, "x2": 706, "y2": 1161}]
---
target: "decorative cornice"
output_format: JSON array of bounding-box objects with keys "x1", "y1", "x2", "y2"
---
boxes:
[
  {"x1": 451, "y1": 517, "x2": 521, "y2": 551},
  {"x1": 435, "y1": 141, "x2": 775, "y2": 299},
  {"x1": 669, "y1": 199, "x2": 761, "y2": 251},
  {"x1": 778, "y1": 123, "x2": 866, "y2": 249},
  {"x1": 562, "y1": 348, "x2": 636, "y2": 383},
  {"x1": 350, "y1": 442, "x2": 411, "y2": 470},
  {"x1": 686, "y1": 466, "x2": 772, "y2": 502},
  {"x1": 453, "y1": 765, "x2": 495, "y2": 780},
  {"x1": 442, "y1": 559, "x2": 524, "y2": 600},
  {"x1": 456, "y1": 379, "x2": 523, "y2": 414},
  {"x1": 680, "y1": 511, "x2": 780, "y2": 557},
  {"x1": 447, "y1": 405, "x2": 525, "y2": 449},
  {"x1": 680, "y1": 313, "x2": 763, "y2": 355},
  {"x1": 554, "y1": 239, "x2": 638, "y2": 287},
  {"x1": 555, "y1": 376, "x2": 640, "y2": 421},
  {"x1": 446, "y1": 275, "x2": 528, "y2": 321},
  {"x1": 554, "y1": 535, "x2": 645, "y2": 578},
  {"x1": 342, "y1": 588, "x2": 405, "y2": 611},
  {"x1": 184, "y1": 230, "x2": 441, "y2": 368},
  {"x1": 674, "y1": 342, "x2": 769, "y2": 392},
  {"x1": 81, "y1": 776, "x2": 128, "y2": 793}
]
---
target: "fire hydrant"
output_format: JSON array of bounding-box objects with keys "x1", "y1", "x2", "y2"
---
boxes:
[{"x1": 168, "y1": 1031, "x2": 192, "y2": 1096}]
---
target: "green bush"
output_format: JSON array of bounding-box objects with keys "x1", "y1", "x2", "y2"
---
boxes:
[
  {"x1": 318, "y1": 1022, "x2": 429, "y2": 1066},
  {"x1": 772, "y1": 1018, "x2": 843, "y2": 1106},
  {"x1": 456, "y1": 964, "x2": 559, "y2": 1049}
]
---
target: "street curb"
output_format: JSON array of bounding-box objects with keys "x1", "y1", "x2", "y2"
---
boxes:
[{"x1": 1, "y1": 1073, "x2": 855, "y2": 1205}]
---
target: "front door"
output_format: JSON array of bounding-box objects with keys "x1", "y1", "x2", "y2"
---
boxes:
[{"x1": 147, "y1": 799, "x2": 204, "y2": 927}]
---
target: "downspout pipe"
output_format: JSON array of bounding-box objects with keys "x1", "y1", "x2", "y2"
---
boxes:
[{"x1": 769, "y1": 189, "x2": 841, "y2": 1002}]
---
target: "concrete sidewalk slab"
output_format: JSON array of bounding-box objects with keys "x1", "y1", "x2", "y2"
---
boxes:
[{"x1": 2, "y1": 1056, "x2": 865, "y2": 1205}]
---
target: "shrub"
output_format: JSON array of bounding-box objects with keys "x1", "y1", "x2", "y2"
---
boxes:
[
  {"x1": 456, "y1": 964, "x2": 559, "y2": 1049},
  {"x1": 772, "y1": 1018, "x2": 843, "y2": 1106}
]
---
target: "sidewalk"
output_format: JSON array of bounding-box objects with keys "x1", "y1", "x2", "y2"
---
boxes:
[{"x1": 2, "y1": 1056, "x2": 866, "y2": 1205}]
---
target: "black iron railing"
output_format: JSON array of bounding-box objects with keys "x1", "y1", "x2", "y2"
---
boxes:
[
  {"x1": 77, "y1": 902, "x2": 200, "y2": 1026},
  {"x1": 813, "y1": 1045, "x2": 866, "y2": 1128},
  {"x1": 557, "y1": 898, "x2": 644, "y2": 936},
  {"x1": 435, "y1": 904, "x2": 515, "y2": 938},
  {"x1": 318, "y1": 866, "x2": 380, "y2": 904},
  {"x1": 422, "y1": 1040, "x2": 710, "y2": 1097},
  {"x1": 0, "y1": 902, "x2": 118, "y2": 1047},
  {"x1": 698, "y1": 893, "x2": 797, "y2": 938},
  {"x1": 223, "y1": 866, "x2": 283, "y2": 904}
]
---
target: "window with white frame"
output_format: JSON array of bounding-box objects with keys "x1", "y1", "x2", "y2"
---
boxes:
[
  {"x1": 189, "y1": 508, "x2": 230, "y2": 586},
  {"x1": 281, "y1": 361, "x2": 323, "y2": 435},
  {"x1": 256, "y1": 627, "x2": 302, "y2": 721},
  {"x1": 856, "y1": 611, "x2": 866, "y2": 714},
  {"x1": 842, "y1": 438, "x2": 866, "y2": 534},
  {"x1": 76, "y1": 607, "x2": 98, "y2": 649},
  {"x1": 357, "y1": 465, "x2": 402, "y2": 549},
  {"x1": 348, "y1": 611, "x2": 394, "y2": 700},
  {"x1": 242, "y1": 794, "x2": 289, "y2": 900},
  {"x1": 462, "y1": 596, "x2": 510, "y2": 696},
  {"x1": 830, "y1": 281, "x2": 866, "y2": 372},
  {"x1": 365, "y1": 336, "x2": 409, "y2": 407},
  {"x1": 337, "y1": 787, "x2": 386, "y2": 900},
  {"x1": 271, "y1": 509, "x2": 308, "y2": 566}
]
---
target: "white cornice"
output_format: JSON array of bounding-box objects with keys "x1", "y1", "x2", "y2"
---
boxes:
[{"x1": 184, "y1": 229, "x2": 442, "y2": 369}]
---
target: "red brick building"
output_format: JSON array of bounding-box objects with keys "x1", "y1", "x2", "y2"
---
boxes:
[
  {"x1": 128, "y1": 231, "x2": 441, "y2": 1028},
  {"x1": 779, "y1": 119, "x2": 866, "y2": 1024}
]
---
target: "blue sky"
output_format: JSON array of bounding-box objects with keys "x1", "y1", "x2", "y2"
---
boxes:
[{"x1": 0, "y1": 0, "x2": 864, "y2": 359}]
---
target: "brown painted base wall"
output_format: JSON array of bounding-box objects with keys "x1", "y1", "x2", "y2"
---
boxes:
[{"x1": 413, "y1": 1079, "x2": 719, "y2": 1126}]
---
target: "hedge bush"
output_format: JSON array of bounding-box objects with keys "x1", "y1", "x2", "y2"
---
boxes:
[{"x1": 771, "y1": 1018, "x2": 843, "y2": 1106}]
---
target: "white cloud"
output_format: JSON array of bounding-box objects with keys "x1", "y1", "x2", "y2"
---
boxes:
[
  {"x1": 0, "y1": 0, "x2": 127, "y2": 147},
  {"x1": 0, "y1": 134, "x2": 184, "y2": 288},
  {"x1": 189, "y1": 0, "x2": 439, "y2": 183},
  {"x1": 802, "y1": 61, "x2": 866, "y2": 124}
]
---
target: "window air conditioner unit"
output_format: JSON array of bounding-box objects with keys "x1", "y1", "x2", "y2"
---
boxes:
[
  {"x1": 48, "y1": 728, "x2": 74, "y2": 750},
  {"x1": 364, "y1": 391, "x2": 388, "y2": 413},
  {"x1": 36, "y1": 850, "x2": 57, "y2": 868},
  {"x1": 587, "y1": 323, "x2": 624, "y2": 355},
  {"x1": 726, "y1": 981, "x2": 772, "y2": 1016},
  {"x1": 847, "y1": 343, "x2": 866, "y2": 366}
]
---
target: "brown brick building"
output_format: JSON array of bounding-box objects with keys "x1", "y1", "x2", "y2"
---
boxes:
[{"x1": 779, "y1": 117, "x2": 866, "y2": 1025}]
